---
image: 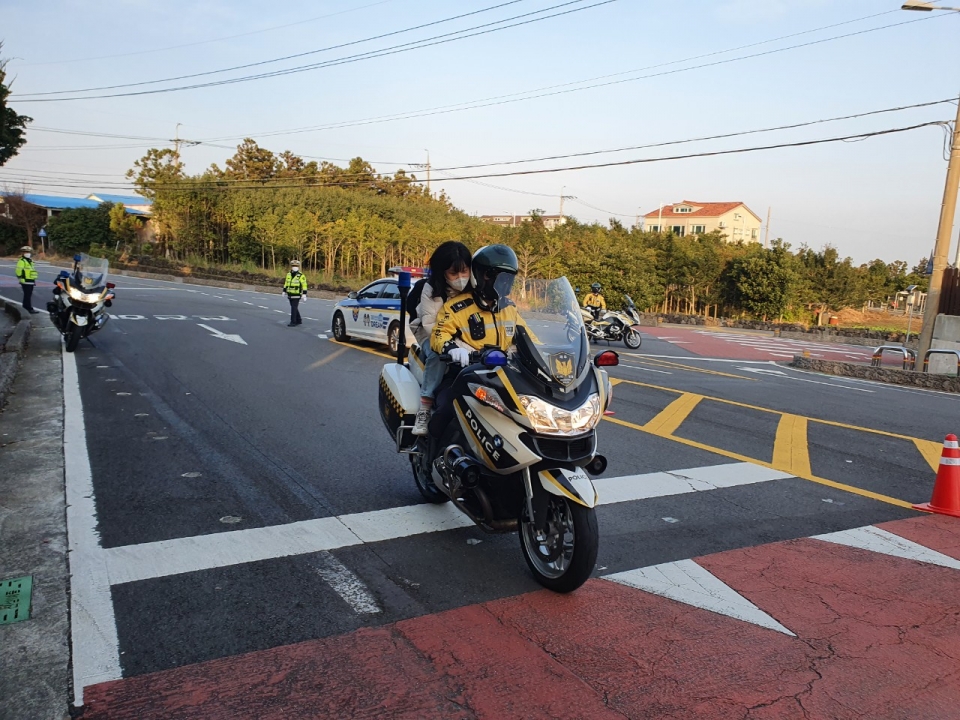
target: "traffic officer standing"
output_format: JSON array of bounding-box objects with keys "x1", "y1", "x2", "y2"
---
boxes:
[
  {"x1": 282, "y1": 260, "x2": 308, "y2": 326},
  {"x1": 15, "y1": 245, "x2": 39, "y2": 314}
]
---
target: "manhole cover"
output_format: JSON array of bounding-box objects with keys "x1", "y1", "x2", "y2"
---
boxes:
[{"x1": 0, "y1": 576, "x2": 33, "y2": 625}]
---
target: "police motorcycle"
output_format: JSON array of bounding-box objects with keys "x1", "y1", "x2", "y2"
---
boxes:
[
  {"x1": 47, "y1": 253, "x2": 116, "y2": 352},
  {"x1": 580, "y1": 294, "x2": 643, "y2": 349},
  {"x1": 378, "y1": 272, "x2": 618, "y2": 593}
]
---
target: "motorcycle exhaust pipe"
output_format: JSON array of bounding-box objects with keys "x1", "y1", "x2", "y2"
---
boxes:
[{"x1": 585, "y1": 454, "x2": 608, "y2": 476}]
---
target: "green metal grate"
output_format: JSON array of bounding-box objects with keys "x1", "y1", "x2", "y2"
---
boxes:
[{"x1": 0, "y1": 576, "x2": 33, "y2": 625}]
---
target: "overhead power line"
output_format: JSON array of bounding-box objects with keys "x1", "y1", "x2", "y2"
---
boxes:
[
  {"x1": 195, "y1": 9, "x2": 922, "y2": 142},
  {"x1": 13, "y1": 0, "x2": 616, "y2": 102},
  {"x1": 20, "y1": 0, "x2": 398, "y2": 66}
]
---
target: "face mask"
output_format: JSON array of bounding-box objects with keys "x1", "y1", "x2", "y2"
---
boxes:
[
  {"x1": 24, "y1": 253, "x2": 31, "y2": 259},
  {"x1": 449, "y1": 275, "x2": 468, "y2": 292},
  {"x1": 291, "y1": 267, "x2": 299, "y2": 273}
]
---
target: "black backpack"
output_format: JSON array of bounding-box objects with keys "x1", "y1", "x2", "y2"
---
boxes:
[{"x1": 407, "y1": 277, "x2": 428, "y2": 322}]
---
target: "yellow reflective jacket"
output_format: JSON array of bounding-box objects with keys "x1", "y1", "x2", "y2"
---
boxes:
[
  {"x1": 431, "y1": 292, "x2": 533, "y2": 354},
  {"x1": 583, "y1": 292, "x2": 606, "y2": 310},
  {"x1": 283, "y1": 272, "x2": 307, "y2": 296},
  {"x1": 16, "y1": 257, "x2": 38, "y2": 284}
]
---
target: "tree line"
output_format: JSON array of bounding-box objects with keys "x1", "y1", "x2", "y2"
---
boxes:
[{"x1": 4, "y1": 138, "x2": 929, "y2": 323}]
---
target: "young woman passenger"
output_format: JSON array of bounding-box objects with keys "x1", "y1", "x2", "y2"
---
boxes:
[{"x1": 409, "y1": 241, "x2": 472, "y2": 435}]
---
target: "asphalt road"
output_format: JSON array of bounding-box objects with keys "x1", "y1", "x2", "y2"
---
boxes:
[{"x1": 3, "y1": 260, "x2": 959, "y2": 714}]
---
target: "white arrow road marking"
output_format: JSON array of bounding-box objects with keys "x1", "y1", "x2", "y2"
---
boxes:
[
  {"x1": 736, "y1": 367, "x2": 873, "y2": 392},
  {"x1": 197, "y1": 323, "x2": 247, "y2": 345},
  {"x1": 812, "y1": 526, "x2": 960, "y2": 570},
  {"x1": 607, "y1": 559, "x2": 795, "y2": 636}
]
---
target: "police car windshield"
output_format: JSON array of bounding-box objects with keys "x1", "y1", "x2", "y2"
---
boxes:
[
  {"x1": 73, "y1": 253, "x2": 109, "y2": 290},
  {"x1": 511, "y1": 277, "x2": 588, "y2": 383}
]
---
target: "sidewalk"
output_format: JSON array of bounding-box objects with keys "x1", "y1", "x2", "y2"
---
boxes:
[{"x1": 0, "y1": 313, "x2": 70, "y2": 720}]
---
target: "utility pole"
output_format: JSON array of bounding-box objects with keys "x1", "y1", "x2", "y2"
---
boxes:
[
  {"x1": 764, "y1": 206, "x2": 771, "y2": 248},
  {"x1": 917, "y1": 92, "x2": 960, "y2": 358},
  {"x1": 657, "y1": 202, "x2": 663, "y2": 233},
  {"x1": 424, "y1": 149, "x2": 431, "y2": 196},
  {"x1": 559, "y1": 186, "x2": 566, "y2": 219},
  {"x1": 174, "y1": 123, "x2": 182, "y2": 162}
]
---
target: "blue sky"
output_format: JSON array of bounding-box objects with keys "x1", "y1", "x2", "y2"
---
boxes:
[{"x1": 2, "y1": 0, "x2": 959, "y2": 264}]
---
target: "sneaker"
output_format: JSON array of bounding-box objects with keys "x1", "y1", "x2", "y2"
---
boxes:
[{"x1": 412, "y1": 406, "x2": 432, "y2": 436}]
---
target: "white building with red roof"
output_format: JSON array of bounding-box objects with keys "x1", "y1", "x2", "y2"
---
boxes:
[{"x1": 643, "y1": 201, "x2": 762, "y2": 243}]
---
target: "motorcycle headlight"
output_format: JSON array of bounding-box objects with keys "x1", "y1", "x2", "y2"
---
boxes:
[
  {"x1": 518, "y1": 393, "x2": 601, "y2": 436},
  {"x1": 468, "y1": 383, "x2": 508, "y2": 415},
  {"x1": 66, "y1": 285, "x2": 103, "y2": 303}
]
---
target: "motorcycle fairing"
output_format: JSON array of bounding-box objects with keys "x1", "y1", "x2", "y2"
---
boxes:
[
  {"x1": 454, "y1": 396, "x2": 539, "y2": 474},
  {"x1": 538, "y1": 467, "x2": 598, "y2": 508}
]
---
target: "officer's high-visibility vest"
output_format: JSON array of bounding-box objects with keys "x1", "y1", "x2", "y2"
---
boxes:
[
  {"x1": 16, "y1": 257, "x2": 38, "y2": 284},
  {"x1": 284, "y1": 272, "x2": 307, "y2": 297}
]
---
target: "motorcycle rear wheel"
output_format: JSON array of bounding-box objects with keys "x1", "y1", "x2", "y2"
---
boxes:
[
  {"x1": 520, "y1": 496, "x2": 598, "y2": 593},
  {"x1": 65, "y1": 324, "x2": 83, "y2": 353},
  {"x1": 624, "y1": 329, "x2": 642, "y2": 349}
]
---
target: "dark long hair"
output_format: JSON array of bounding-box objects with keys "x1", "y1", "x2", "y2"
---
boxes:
[{"x1": 428, "y1": 241, "x2": 472, "y2": 300}]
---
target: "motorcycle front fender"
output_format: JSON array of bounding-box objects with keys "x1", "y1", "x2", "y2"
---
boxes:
[
  {"x1": 538, "y1": 467, "x2": 598, "y2": 508},
  {"x1": 71, "y1": 313, "x2": 89, "y2": 327}
]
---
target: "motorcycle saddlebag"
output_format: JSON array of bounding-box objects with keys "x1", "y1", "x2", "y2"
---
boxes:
[{"x1": 379, "y1": 363, "x2": 421, "y2": 445}]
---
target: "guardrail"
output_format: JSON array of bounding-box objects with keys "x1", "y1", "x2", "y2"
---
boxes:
[
  {"x1": 922, "y1": 349, "x2": 960, "y2": 376},
  {"x1": 871, "y1": 346, "x2": 916, "y2": 371}
]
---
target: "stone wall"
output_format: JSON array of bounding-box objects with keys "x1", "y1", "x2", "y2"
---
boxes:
[{"x1": 791, "y1": 355, "x2": 960, "y2": 392}]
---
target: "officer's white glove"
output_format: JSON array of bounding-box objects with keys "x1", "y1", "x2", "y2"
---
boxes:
[
  {"x1": 281, "y1": 290, "x2": 287, "y2": 297},
  {"x1": 449, "y1": 347, "x2": 471, "y2": 367},
  {"x1": 300, "y1": 295, "x2": 306, "y2": 303}
]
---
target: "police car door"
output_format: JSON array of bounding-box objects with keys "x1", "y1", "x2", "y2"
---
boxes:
[
  {"x1": 350, "y1": 281, "x2": 387, "y2": 339},
  {"x1": 372, "y1": 282, "x2": 402, "y2": 345}
]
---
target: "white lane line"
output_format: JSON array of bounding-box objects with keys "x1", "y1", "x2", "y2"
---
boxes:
[
  {"x1": 102, "y1": 462, "x2": 786, "y2": 585},
  {"x1": 243, "y1": 302, "x2": 254, "y2": 305},
  {"x1": 606, "y1": 559, "x2": 795, "y2": 636},
  {"x1": 812, "y1": 526, "x2": 960, "y2": 569},
  {"x1": 317, "y1": 334, "x2": 328, "y2": 340},
  {"x1": 274, "y1": 310, "x2": 284, "y2": 314},
  {"x1": 258, "y1": 305, "x2": 268, "y2": 309},
  {"x1": 315, "y1": 552, "x2": 381, "y2": 614},
  {"x1": 621, "y1": 364, "x2": 672, "y2": 375},
  {"x1": 63, "y1": 345, "x2": 121, "y2": 704}
]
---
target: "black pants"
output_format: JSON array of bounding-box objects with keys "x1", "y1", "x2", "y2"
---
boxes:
[
  {"x1": 288, "y1": 297, "x2": 301, "y2": 325},
  {"x1": 21, "y1": 283, "x2": 35, "y2": 312}
]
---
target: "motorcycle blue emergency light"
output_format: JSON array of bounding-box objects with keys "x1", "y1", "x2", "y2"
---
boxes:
[
  {"x1": 397, "y1": 271, "x2": 411, "y2": 290},
  {"x1": 482, "y1": 349, "x2": 508, "y2": 367},
  {"x1": 73, "y1": 254, "x2": 83, "y2": 262}
]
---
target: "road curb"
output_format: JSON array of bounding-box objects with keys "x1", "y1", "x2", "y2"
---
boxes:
[
  {"x1": 791, "y1": 355, "x2": 960, "y2": 392},
  {"x1": 0, "y1": 297, "x2": 32, "y2": 409}
]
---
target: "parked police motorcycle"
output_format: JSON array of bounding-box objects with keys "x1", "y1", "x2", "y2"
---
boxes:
[
  {"x1": 47, "y1": 253, "x2": 115, "y2": 352},
  {"x1": 581, "y1": 295, "x2": 643, "y2": 349},
  {"x1": 378, "y1": 273, "x2": 617, "y2": 592}
]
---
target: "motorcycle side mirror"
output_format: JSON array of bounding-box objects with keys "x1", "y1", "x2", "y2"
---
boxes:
[
  {"x1": 594, "y1": 350, "x2": 619, "y2": 367},
  {"x1": 481, "y1": 349, "x2": 508, "y2": 367},
  {"x1": 348, "y1": 291, "x2": 358, "y2": 299}
]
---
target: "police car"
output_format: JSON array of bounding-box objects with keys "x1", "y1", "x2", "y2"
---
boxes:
[{"x1": 330, "y1": 268, "x2": 426, "y2": 352}]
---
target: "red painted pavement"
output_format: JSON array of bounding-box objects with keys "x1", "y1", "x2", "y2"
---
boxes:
[
  {"x1": 82, "y1": 516, "x2": 960, "y2": 719},
  {"x1": 641, "y1": 326, "x2": 878, "y2": 363}
]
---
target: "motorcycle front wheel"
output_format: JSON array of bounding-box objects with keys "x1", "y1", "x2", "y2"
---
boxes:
[
  {"x1": 624, "y1": 329, "x2": 642, "y2": 349},
  {"x1": 65, "y1": 324, "x2": 83, "y2": 352},
  {"x1": 410, "y1": 447, "x2": 449, "y2": 504},
  {"x1": 520, "y1": 496, "x2": 598, "y2": 593}
]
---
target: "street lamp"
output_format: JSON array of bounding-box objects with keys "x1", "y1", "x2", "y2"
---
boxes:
[
  {"x1": 901, "y1": 2, "x2": 960, "y2": 358},
  {"x1": 901, "y1": 1, "x2": 960, "y2": 10},
  {"x1": 904, "y1": 284, "x2": 919, "y2": 346}
]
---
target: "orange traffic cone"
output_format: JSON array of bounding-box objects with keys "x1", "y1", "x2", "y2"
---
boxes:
[{"x1": 914, "y1": 434, "x2": 960, "y2": 519}]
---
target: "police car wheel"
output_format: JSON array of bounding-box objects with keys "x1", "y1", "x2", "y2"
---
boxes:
[
  {"x1": 332, "y1": 312, "x2": 349, "y2": 341},
  {"x1": 388, "y1": 322, "x2": 400, "y2": 353}
]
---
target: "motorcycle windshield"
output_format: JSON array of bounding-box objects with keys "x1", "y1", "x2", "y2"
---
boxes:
[
  {"x1": 74, "y1": 254, "x2": 109, "y2": 291},
  {"x1": 511, "y1": 277, "x2": 589, "y2": 388}
]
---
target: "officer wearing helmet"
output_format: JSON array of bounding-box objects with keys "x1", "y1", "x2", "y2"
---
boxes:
[
  {"x1": 583, "y1": 282, "x2": 606, "y2": 320},
  {"x1": 431, "y1": 244, "x2": 533, "y2": 364},
  {"x1": 15, "y1": 245, "x2": 39, "y2": 314}
]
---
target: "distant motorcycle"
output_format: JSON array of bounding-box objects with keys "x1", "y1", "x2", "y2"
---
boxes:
[
  {"x1": 581, "y1": 295, "x2": 643, "y2": 349},
  {"x1": 48, "y1": 253, "x2": 115, "y2": 352}
]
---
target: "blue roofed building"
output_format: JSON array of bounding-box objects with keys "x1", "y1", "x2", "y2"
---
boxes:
[{"x1": 86, "y1": 194, "x2": 153, "y2": 215}]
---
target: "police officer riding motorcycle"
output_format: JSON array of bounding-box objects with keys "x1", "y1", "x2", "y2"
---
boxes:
[{"x1": 378, "y1": 245, "x2": 618, "y2": 592}]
